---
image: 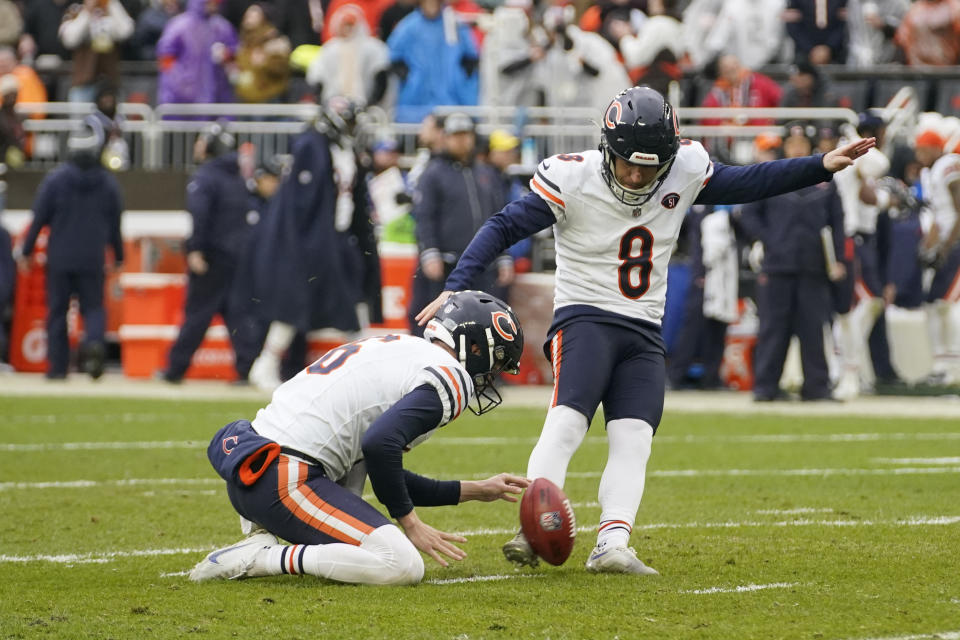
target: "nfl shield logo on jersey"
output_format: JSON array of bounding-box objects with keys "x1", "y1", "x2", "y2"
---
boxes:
[{"x1": 661, "y1": 193, "x2": 680, "y2": 209}]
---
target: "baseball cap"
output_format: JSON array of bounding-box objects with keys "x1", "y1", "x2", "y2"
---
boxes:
[
  {"x1": 489, "y1": 129, "x2": 519, "y2": 152},
  {"x1": 0, "y1": 74, "x2": 19, "y2": 96},
  {"x1": 443, "y1": 112, "x2": 475, "y2": 135}
]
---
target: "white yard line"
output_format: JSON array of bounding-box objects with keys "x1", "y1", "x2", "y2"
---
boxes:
[
  {"x1": 872, "y1": 457, "x2": 960, "y2": 465},
  {"x1": 5, "y1": 516, "x2": 957, "y2": 566},
  {"x1": 755, "y1": 508, "x2": 834, "y2": 514},
  {"x1": 0, "y1": 441, "x2": 203, "y2": 452},
  {"x1": 426, "y1": 574, "x2": 545, "y2": 585},
  {"x1": 0, "y1": 546, "x2": 215, "y2": 564},
  {"x1": 0, "y1": 478, "x2": 221, "y2": 491},
  {"x1": 6, "y1": 432, "x2": 960, "y2": 453},
  {"x1": 681, "y1": 582, "x2": 799, "y2": 594},
  {"x1": 6, "y1": 464, "x2": 960, "y2": 492},
  {"x1": 850, "y1": 632, "x2": 960, "y2": 640}
]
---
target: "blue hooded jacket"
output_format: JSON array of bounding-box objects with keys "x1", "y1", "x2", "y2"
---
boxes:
[{"x1": 387, "y1": 8, "x2": 479, "y2": 123}]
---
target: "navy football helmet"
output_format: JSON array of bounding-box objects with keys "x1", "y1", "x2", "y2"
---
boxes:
[
  {"x1": 599, "y1": 86, "x2": 680, "y2": 206},
  {"x1": 424, "y1": 291, "x2": 524, "y2": 415}
]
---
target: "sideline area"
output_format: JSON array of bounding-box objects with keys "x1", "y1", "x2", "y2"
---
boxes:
[{"x1": 2, "y1": 372, "x2": 959, "y2": 418}]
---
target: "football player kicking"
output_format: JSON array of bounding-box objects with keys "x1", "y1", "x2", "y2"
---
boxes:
[
  {"x1": 190, "y1": 291, "x2": 529, "y2": 586},
  {"x1": 416, "y1": 86, "x2": 876, "y2": 575}
]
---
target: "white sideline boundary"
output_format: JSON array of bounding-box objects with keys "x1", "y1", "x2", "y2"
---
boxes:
[
  {"x1": 3, "y1": 515, "x2": 956, "y2": 566},
  {"x1": 3, "y1": 373, "x2": 960, "y2": 418}
]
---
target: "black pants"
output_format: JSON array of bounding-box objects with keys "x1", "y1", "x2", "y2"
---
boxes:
[
  {"x1": 667, "y1": 283, "x2": 728, "y2": 389},
  {"x1": 45, "y1": 268, "x2": 104, "y2": 376},
  {"x1": 753, "y1": 273, "x2": 831, "y2": 400},
  {"x1": 166, "y1": 254, "x2": 258, "y2": 380}
]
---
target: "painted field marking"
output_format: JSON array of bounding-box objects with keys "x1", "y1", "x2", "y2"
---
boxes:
[
  {"x1": 4, "y1": 515, "x2": 957, "y2": 566},
  {"x1": 872, "y1": 457, "x2": 960, "y2": 465},
  {"x1": 160, "y1": 570, "x2": 191, "y2": 578},
  {"x1": 0, "y1": 546, "x2": 215, "y2": 564},
  {"x1": 4, "y1": 432, "x2": 960, "y2": 452},
  {"x1": 755, "y1": 508, "x2": 833, "y2": 515},
  {"x1": 426, "y1": 574, "x2": 545, "y2": 585},
  {"x1": 681, "y1": 582, "x2": 799, "y2": 595},
  {"x1": 2, "y1": 412, "x2": 236, "y2": 424},
  {"x1": 0, "y1": 478, "x2": 221, "y2": 491},
  {"x1": 456, "y1": 516, "x2": 960, "y2": 538},
  {"x1": 561, "y1": 466, "x2": 960, "y2": 480},
  {"x1": 6, "y1": 464, "x2": 960, "y2": 492},
  {"x1": 850, "y1": 631, "x2": 960, "y2": 640},
  {"x1": 0, "y1": 441, "x2": 202, "y2": 452}
]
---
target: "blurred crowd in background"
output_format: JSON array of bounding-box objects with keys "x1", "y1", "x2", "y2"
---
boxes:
[{"x1": 0, "y1": 0, "x2": 959, "y2": 400}]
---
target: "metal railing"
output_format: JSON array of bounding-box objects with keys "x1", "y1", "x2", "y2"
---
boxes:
[{"x1": 10, "y1": 101, "x2": 891, "y2": 171}]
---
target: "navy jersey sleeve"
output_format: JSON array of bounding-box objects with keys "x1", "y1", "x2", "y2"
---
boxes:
[
  {"x1": 445, "y1": 191, "x2": 555, "y2": 291},
  {"x1": 696, "y1": 155, "x2": 834, "y2": 205},
  {"x1": 361, "y1": 384, "x2": 460, "y2": 519}
]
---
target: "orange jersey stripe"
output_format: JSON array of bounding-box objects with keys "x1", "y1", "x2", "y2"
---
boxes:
[
  {"x1": 438, "y1": 365, "x2": 464, "y2": 416},
  {"x1": 531, "y1": 177, "x2": 564, "y2": 207}
]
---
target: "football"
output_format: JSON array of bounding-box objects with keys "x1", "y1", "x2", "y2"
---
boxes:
[{"x1": 519, "y1": 477, "x2": 576, "y2": 566}]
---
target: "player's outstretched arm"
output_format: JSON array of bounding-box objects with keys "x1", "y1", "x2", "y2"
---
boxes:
[
  {"x1": 397, "y1": 509, "x2": 467, "y2": 567},
  {"x1": 415, "y1": 290, "x2": 455, "y2": 326},
  {"x1": 822, "y1": 137, "x2": 877, "y2": 172},
  {"x1": 459, "y1": 473, "x2": 530, "y2": 503}
]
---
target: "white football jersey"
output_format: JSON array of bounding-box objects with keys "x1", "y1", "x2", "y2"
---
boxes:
[
  {"x1": 834, "y1": 145, "x2": 890, "y2": 235},
  {"x1": 921, "y1": 153, "x2": 960, "y2": 238},
  {"x1": 529, "y1": 143, "x2": 713, "y2": 325},
  {"x1": 252, "y1": 334, "x2": 474, "y2": 482}
]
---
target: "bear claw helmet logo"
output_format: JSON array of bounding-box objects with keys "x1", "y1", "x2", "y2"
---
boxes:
[{"x1": 661, "y1": 192, "x2": 680, "y2": 209}]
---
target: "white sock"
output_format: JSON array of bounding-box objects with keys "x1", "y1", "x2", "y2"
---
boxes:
[
  {"x1": 251, "y1": 525, "x2": 423, "y2": 586},
  {"x1": 525, "y1": 405, "x2": 588, "y2": 488},
  {"x1": 596, "y1": 419, "x2": 654, "y2": 550},
  {"x1": 261, "y1": 321, "x2": 295, "y2": 358}
]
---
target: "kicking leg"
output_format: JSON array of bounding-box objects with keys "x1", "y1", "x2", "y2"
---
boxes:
[{"x1": 585, "y1": 418, "x2": 658, "y2": 575}]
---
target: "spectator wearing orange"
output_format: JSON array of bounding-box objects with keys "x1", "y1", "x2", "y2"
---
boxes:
[
  {"x1": 0, "y1": 46, "x2": 47, "y2": 109},
  {"x1": 894, "y1": 0, "x2": 960, "y2": 65},
  {"x1": 322, "y1": 0, "x2": 395, "y2": 41},
  {"x1": 233, "y1": 3, "x2": 291, "y2": 104},
  {"x1": 58, "y1": 0, "x2": 135, "y2": 103}
]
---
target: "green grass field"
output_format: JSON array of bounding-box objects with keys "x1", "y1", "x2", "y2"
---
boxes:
[{"x1": 1, "y1": 394, "x2": 959, "y2": 640}]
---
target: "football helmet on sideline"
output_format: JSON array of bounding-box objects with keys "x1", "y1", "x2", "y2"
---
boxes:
[
  {"x1": 599, "y1": 86, "x2": 680, "y2": 206},
  {"x1": 424, "y1": 291, "x2": 524, "y2": 415}
]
